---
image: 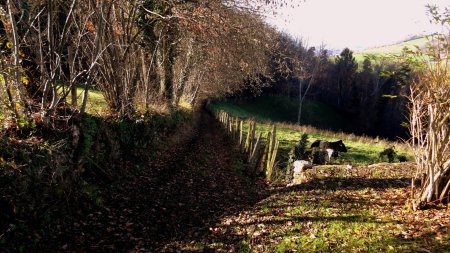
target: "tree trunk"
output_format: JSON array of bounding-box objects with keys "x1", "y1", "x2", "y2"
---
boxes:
[
  {"x1": 297, "y1": 79, "x2": 303, "y2": 124},
  {"x1": 174, "y1": 37, "x2": 194, "y2": 106},
  {"x1": 68, "y1": 45, "x2": 77, "y2": 107}
]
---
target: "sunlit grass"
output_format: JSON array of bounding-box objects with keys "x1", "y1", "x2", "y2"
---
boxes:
[
  {"x1": 353, "y1": 37, "x2": 431, "y2": 63},
  {"x1": 360, "y1": 37, "x2": 427, "y2": 55},
  {"x1": 204, "y1": 157, "x2": 448, "y2": 252},
  {"x1": 215, "y1": 167, "x2": 419, "y2": 252},
  {"x1": 65, "y1": 87, "x2": 109, "y2": 115},
  {"x1": 178, "y1": 97, "x2": 193, "y2": 111}
]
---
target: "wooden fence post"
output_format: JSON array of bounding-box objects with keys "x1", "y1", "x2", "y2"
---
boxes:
[
  {"x1": 266, "y1": 125, "x2": 278, "y2": 182},
  {"x1": 212, "y1": 110, "x2": 279, "y2": 182},
  {"x1": 239, "y1": 120, "x2": 244, "y2": 149},
  {"x1": 234, "y1": 117, "x2": 239, "y2": 141}
]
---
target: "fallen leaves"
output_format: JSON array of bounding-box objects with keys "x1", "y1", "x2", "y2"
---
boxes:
[{"x1": 14, "y1": 113, "x2": 450, "y2": 252}]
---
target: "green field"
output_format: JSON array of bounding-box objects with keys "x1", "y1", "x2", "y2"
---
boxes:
[
  {"x1": 67, "y1": 87, "x2": 108, "y2": 115},
  {"x1": 203, "y1": 162, "x2": 449, "y2": 252},
  {"x1": 205, "y1": 98, "x2": 448, "y2": 253},
  {"x1": 353, "y1": 36, "x2": 429, "y2": 62},
  {"x1": 211, "y1": 97, "x2": 412, "y2": 166},
  {"x1": 213, "y1": 96, "x2": 348, "y2": 132},
  {"x1": 360, "y1": 37, "x2": 427, "y2": 55}
]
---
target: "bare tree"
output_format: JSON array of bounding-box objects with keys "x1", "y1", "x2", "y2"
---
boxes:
[
  {"x1": 1, "y1": 0, "x2": 107, "y2": 123},
  {"x1": 297, "y1": 45, "x2": 326, "y2": 124}
]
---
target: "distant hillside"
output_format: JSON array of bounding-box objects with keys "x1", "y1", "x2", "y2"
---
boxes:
[
  {"x1": 350, "y1": 36, "x2": 431, "y2": 62},
  {"x1": 358, "y1": 36, "x2": 429, "y2": 55}
]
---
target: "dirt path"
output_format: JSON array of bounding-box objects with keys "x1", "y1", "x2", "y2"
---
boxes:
[
  {"x1": 38, "y1": 112, "x2": 450, "y2": 252},
  {"x1": 46, "y1": 111, "x2": 266, "y2": 252}
]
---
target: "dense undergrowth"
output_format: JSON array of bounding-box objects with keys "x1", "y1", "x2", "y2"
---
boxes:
[{"x1": 0, "y1": 108, "x2": 191, "y2": 251}]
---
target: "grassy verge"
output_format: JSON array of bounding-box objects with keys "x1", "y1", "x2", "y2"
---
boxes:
[
  {"x1": 64, "y1": 87, "x2": 109, "y2": 115},
  {"x1": 198, "y1": 164, "x2": 450, "y2": 252}
]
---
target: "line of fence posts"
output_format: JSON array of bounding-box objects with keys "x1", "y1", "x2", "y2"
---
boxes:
[{"x1": 215, "y1": 110, "x2": 279, "y2": 182}]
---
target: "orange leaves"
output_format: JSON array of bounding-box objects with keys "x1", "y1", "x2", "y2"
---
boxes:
[{"x1": 84, "y1": 21, "x2": 96, "y2": 33}]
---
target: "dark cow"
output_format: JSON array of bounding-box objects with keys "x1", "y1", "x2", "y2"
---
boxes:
[{"x1": 310, "y1": 139, "x2": 347, "y2": 153}]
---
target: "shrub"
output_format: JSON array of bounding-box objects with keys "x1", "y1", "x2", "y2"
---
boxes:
[
  {"x1": 312, "y1": 149, "x2": 326, "y2": 165},
  {"x1": 285, "y1": 134, "x2": 309, "y2": 181},
  {"x1": 379, "y1": 147, "x2": 397, "y2": 163},
  {"x1": 397, "y1": 155, "x2": 408, "y2": 163},
  {"x1": 295, "y1": 133, "x2": 310, "y2": 160}
]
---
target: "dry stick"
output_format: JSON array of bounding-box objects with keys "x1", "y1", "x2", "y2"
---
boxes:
[
  {"x1": 225, "y1": 113, "x2": 228, "y2": 129},
  {"x1": 245, "y1": 121, "x2": 251, "y2": 153},
  {"x1": 234, "y1": 117, "x2": 239, "y2": 141},
  {"x1": 267, "y1": 140, "x2": 280, "y2": 182},
  {"x1": 251, "y1": 122, "x2": 256, "y2": 153},
  {"x1": 239, "y1": 120, "x2": 244, "y2": 149},
  {"x1": 273, "y1": 125, "x2": 277, "y2": 145},
  {"x1": 270, "y1": 140, "x2": 280, "y2": 171},
  {"x1": 235, "y1": 118, "x2": 237, "y2": 139},
  {"x1": 249, "y1": 132, "x2": 262, "y2": 163},
  {"x1": 266, "y1": 128, "x2": 274, "y2": 173},
  {"x1": 251, "y1": 133, "x2": 263, "y2": 169},
  {"x1": 439, "y1": 177, "x2": 450, "y2": 202},
  {"x1": 225, "y1": 113, "x2": 228, "y2": 132},
  {"x1": 265, "y1": 131, "x2": 273, "y2": 181},
  {"x1": 227, "y1": 114, "x2": 230, "y2": 133},
  {"x1": 259, "y1": 133, "x2": 270, "y2": 174},
  {"x1": 266, "y1": 125, "x2": 278, "y2": 182},
  {"x1": 229, "y1": 116, "x2": 233, "y2": 139},
  {"x1": 227, "y1": 115, "x2": 231, "y2": 134},
  {"x1": 232, "y1": 117, "x2": 235, "y2": 139},
  {"x1": 229, "y1": 115, "x2": 233, "y2": 136}
]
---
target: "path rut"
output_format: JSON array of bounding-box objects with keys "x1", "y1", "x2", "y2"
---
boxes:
[{"x1": 47, "y1": 111, "x2": 266, "y2": 252}]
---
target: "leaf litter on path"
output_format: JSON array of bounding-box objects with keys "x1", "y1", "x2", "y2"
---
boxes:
[{"x1": 41, "y1": 112, "x2": 450, "y2": 252}]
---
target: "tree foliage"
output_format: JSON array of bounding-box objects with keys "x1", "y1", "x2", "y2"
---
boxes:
[{"x1": 0, "y1": 0, "x2": 280, "y2": 122}]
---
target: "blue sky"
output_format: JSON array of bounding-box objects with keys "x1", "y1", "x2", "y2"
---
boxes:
[{"x1": 265, "y1": 0, "x2": 449, "y2": 50}]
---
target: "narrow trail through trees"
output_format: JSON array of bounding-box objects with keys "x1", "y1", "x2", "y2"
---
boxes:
[{"x1": 46, "y1": 111, "x2": 267, "y2": 252}]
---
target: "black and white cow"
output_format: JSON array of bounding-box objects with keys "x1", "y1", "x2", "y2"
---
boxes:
[{"x1": 310, "y1": 139, "x2": 347, "y2": 161}]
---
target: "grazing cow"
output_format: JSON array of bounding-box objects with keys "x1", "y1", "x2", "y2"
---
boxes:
[
  {"x1": 310, "y1": 140, "x2": 347, "y2": 164},
  {"x1": 310, "y1": 139, "x2": 347, "y2": 153}
]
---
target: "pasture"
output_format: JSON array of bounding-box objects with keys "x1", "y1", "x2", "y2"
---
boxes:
[
  {"x1": 212, "y1": 96, "x2": 348, "y2": 132},
  {"x1": 194, "y1": 101, "x2": 450, "y2": 253},
  {"x1": 353, "y1": 36, "x2": 430, "y2": 63},
  {"x1": 192, "y1": 163, "x2": 450, "y2": 252},
  {"x1": 210, "y1": 100, "x2": 413, "y2": 168}
]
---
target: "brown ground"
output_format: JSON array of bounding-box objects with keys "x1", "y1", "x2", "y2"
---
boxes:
[
  {"x1": 42, "y1": 111, "x2": 267, "y2": 252},
  {"x1": 22, "y1": 111, "x2": 450, "y2": 252}
]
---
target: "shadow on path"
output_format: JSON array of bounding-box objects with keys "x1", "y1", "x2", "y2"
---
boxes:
[
  {"x1": 49, "y1": 111, "x2": 268, "y2": 252},
  {"x1": 275, "y1": 177, "x2": 410, "y2": 194}
]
